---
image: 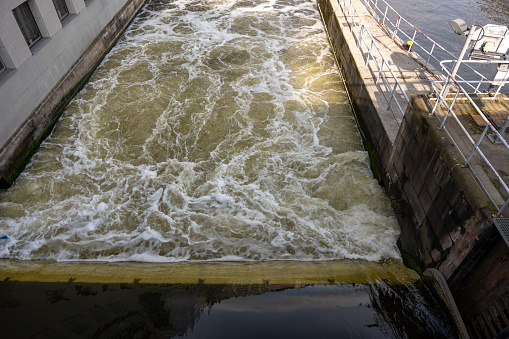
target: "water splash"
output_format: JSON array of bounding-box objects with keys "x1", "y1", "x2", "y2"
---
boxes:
[{"x1": 0, "y1": 0, "x2": 400, "y2": 262}]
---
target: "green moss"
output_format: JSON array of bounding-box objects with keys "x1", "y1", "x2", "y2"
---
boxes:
[
  {"x1": 482, "y1": 202, "x2": 497, "y2": 215},
  {"x1": 397, "y1": 240, "x2": 423, "y2": 276},
  {"x1": 2, "y1": 140, "x2": 41, "y2": 188},
  {"x1": 490, "y1": 179, "x2": 499, "y2": 189}
]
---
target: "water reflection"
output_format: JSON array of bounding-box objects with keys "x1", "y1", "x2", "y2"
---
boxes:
[
  {"x1": 0, "y1": 280, "x2": 456, "y2": 338},
  {"x1": 380, "y1": 0, "x2": 509, "y2": 93}
]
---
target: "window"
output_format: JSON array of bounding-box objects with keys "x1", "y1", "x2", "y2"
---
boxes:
[
  {"x1": 52, "y1": 0, "x2": 69, "y2": 21},
  {"x1": 13, "y1": 2, "x2": 42, "y2": 49},
  {"x1": 0, "y1": 58, "x2": 5, "y2": 75}
]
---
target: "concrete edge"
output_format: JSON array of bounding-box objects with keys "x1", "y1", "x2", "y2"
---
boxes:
[
  {"x1": 424, "y1": 268, "x2": 470, "y2": 339},
  {"x1": 0, "y1": 259, "x2": 419, "y2": 285}
]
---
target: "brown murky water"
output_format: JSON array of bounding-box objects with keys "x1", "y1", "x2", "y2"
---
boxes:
[{"x1": 0, "y1": 0, "x2": 400, "y2": 262}]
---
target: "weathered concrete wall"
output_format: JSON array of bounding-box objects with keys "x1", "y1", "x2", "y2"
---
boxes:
[
  {"x1": 316, "y1": 0, "x2": 497, "y2": 281},
  {"x1": 0, "y1": 0, "x2": 147, "y2": 187},
  {"x1": 316, "y1": 0, "x2": 507, "y2": 335},
  {"x1": 317, "y1": 0, "x2": 395, "y2": 185},
  {"x1": 391, "y1": 96, "x2": 495, "y2": 280}
]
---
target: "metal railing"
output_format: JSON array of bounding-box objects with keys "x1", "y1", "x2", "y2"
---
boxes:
[
  {"x1": 359, "y1": 0, "x2": 492, "y2": 93},
  {"x1": 430, "y1": 60, "x2": 509, "y2": 216},
  {"x1": 439, "y1": 60, "x2": 509, "y2": 99},
  {"x1": 339, "y1": 0, "x2": 509, "y2": 215},
  {"x1": 337, "y1": 0, "x2": 410, "y2": 123}
]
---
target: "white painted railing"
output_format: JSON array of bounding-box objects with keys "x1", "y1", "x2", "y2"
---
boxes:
[
  {"x1": 430, "y1": 59, "x2": 509, "y2": 216},
  {"x1": 360, "y1": 0, "x2": 491, "y2": 93},
  {"x1": 338, "y1": 0, "x2": 410, "y2": 123}
]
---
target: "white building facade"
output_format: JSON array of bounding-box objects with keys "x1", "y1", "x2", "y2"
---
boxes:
[{"x1": 0, "y1": 0, "x2": 145, "y2": 186}]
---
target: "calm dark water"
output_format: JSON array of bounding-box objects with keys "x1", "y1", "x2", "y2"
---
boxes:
[
  {"x1": 388, "y1": 0, "x2": 509, "y2": 61},
  {"x1": 0, "y1": 280, "x2": 457, "y2": 338}
]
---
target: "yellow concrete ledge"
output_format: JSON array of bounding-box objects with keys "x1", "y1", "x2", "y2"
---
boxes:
[{"x1": 0, "y1": 259, "x2": 418, "y2": 285}]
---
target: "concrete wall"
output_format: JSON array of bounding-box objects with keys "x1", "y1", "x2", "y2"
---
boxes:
[
  {"x1": 316, "y1": 0, "x2": 507, "y2": 335},
  {"x1": 0, "y1": 0, "x2": 146, "y2": 187},
  {"x1": 316, "y1": 0, "x2": 497, "y2": 281}
]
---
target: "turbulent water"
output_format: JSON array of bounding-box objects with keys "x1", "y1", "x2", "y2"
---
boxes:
[{"x1": 0, "y1": 0, "x2": 400, "y2": 262}]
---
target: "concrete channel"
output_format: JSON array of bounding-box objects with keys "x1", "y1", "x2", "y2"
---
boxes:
[{"x1": 0, "y1": 0, "x2": 508, "y2": 337}]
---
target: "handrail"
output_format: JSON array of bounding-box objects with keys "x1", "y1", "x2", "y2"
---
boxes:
[
  {"x1": 337, "y1": 0, "x2": 410, "y2": 123},
  {"x1": 429, "y1": 62, "x2": 509, "y2": 215},
  {"x1": 351, "y1": 0, "x2": 509, "y2": 215},
  {"x1": 360, "y1": 0, "x2": 491, "y2": 93},
  {"x1": 439, "y1": 60, "x2": 509, "y2": 99}
]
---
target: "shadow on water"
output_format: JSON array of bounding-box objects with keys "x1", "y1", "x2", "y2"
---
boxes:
[{"x1": 0, "y1": 279, "x2": 457, "y2": 338}]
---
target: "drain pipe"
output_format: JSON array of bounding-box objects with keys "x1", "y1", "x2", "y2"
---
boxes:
[{"x1": 423, "y1": 268, "x2": 470, "y2": 339}]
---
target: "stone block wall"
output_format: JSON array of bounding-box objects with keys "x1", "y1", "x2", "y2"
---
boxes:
[
  {"x1": 389, "y1": 96, "x2": 495, "y2": 281},
  {"x1": 316, "y1": 0, "x2": 497, "y2": 282}
]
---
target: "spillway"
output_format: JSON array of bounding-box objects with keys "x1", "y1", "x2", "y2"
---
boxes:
[
  {"x1": 0, "y1": 1, "x2": 459, "y2": 337},
  {"x1": 0, "y1": 0, "x2": 399, "y2": 263}
]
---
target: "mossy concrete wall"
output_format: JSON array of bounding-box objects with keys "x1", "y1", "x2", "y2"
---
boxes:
[
  {"x1": 0, "y1": 0, "x2": 147, "y2": 188},
  {"x1": 317, "y1": 0, "x2": 395, "y2": 184},
  {"x1": 390, "y1": 96, "x2": 497, "y2": 281}
]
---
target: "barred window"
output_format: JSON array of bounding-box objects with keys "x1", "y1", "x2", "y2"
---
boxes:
[
  {"x1": 52, "y1": 0, "x2": 69, "y2": 21},
  {"x1": 13, "y1": 2, "x2": 42, "y2": 49}
]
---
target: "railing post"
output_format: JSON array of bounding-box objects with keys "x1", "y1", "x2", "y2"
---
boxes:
[
  {"x1": 410, "y1": 30, "x2": 417, "y2": 51},
  {"x1": 392, "y1": 17, "x2": 401, "y2": 40},
  {"x1": 499, "y1": 198, "x2": 509, "y2": 216},
  {"x1": 465, "y1": 125, "x2": 490, "y2": 165},
  {"x1": 438, "y1": 89, "x2": 460, "y2": 129},
  {"x1": 387, "y1": 82, "x2": 398, "y2": 110},
  {"x1": 382, "y1": 6, "x2": 388, "y2": 27},
  {"x1": 366, "y1": 39, "x2": 374, "y2": 65},
  {"x1": 376, "y1": 59, "x2": 385, "y2": 84},
  {"x1": 358, "y1": 25, "x2": 363, "y2": 47}
]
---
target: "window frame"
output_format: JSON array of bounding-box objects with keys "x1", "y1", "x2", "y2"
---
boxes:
[
  {"x1": 12, "y1": 2, "x2": 42, "y2": 49},
  {"x1": 52, "y1": 0, "x2": 70, "y2": 21}
]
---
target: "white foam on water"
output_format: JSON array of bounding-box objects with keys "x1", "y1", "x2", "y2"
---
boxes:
[{"x1": 0, "y1": 0, "x2": 401, "y2": 263}]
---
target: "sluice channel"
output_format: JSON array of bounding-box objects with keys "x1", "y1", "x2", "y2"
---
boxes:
[{"x1": 0, "y1": 0, "x2": 457, "y2": 337}]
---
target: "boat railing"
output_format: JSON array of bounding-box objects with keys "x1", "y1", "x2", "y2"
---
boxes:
[
  {"x1": 430, "y1": 59, "x2": 509, "y2": 216},
  {"x1": 337, "y1": 0, "x2": 410, "y2": 124},
  {"x1": 360, "y1": 0, "x2": 491, "y2": 93}
]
